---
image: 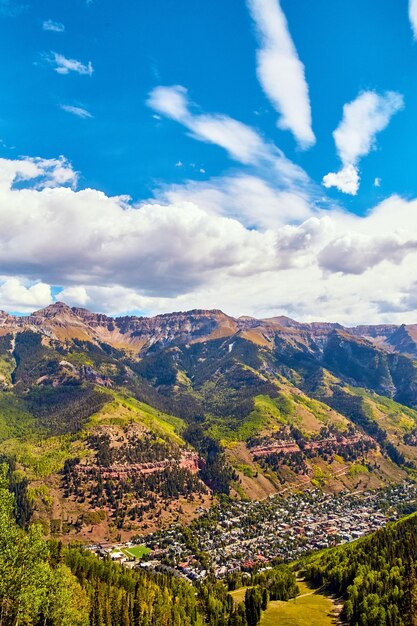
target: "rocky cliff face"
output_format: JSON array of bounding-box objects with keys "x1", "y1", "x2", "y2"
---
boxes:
[{"x1": 1, "y1": 301, "x2": 417, "y2": 359}]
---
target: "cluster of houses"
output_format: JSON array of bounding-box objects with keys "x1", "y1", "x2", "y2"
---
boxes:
[
  {"x1": 85, "y1": 542, "x2": 136, "y2": 567},
  {"x1": 90, "y1": 480, "x2": 417, "y2": 581}
]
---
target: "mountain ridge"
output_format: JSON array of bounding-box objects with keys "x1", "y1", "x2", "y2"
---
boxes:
[{"x1": 1, "y1": 301, "x2": 417, "y2": 357}]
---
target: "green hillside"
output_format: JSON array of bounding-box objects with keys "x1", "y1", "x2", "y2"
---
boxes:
[
  {"x1": 303, "y1": 512, "x2": 417, "y2": 625},
  {"x1": 1, "y1": 321, "x2": 417, "y2": 536}
]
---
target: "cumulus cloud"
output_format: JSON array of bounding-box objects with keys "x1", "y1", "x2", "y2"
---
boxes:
[
  {"x1": 318, "y1": 234, "x2": 417, "y2": 275},
  {"x1": 323, "y1": 91, "x2": 404, "y2": 195},
  {"x1": 50, "y1": 52, "x2": 93, "y2": 76},
  {"x1": 0, "y1": 279, "x2": 52, "y2": 313},
  {"x1": 410, "y1": 0, "x2": 417, "y2": 39},
  {"x1": 247, "y1": 0, "x2": 315, "y2": 148},
  {"x1": 0, "y1": 156, "x2": 77, "y2": 189},
  {"x1": 0, "y1": 156, "x2": 275, "y2": 301},
  {"x1": 1, "y1": 155, "x2": 417, "y2": 324},
  {"x1": 57, "y1": 285, "x2": 154, "y2": 315},
  {"x1": 42, "y1": 19, "x2": 65, "y2": 32},
  {"x1": 60, "y1": 104, "x2": 92, "y2": 119},
  {"x1": 161, "y1": 173, "x2": 312, "y2": 230},
  {"x1": 272, "y1": 195, "x2": 417, "y2": 277},
  {"x1": 275, "y1": 217, "x2": 333, "y2": 268},
  {"x1": 322, "y1": 164, "x2": 360, "y2": 195}
]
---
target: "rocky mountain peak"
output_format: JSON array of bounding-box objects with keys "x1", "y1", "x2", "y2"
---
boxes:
[
  {"x1": 32, "y1": 301, "x2": 75, "y2": 319},
  {"x1": 0, "y1": 302, "x2": 416, "y2": 359}
]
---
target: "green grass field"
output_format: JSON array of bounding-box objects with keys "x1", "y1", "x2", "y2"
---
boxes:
[
  {"x1": 260, "y1": 582, "x2": 338, "y2": 626},
  {"x1": 121, "y1": 545, "x2": 151, "y2": 560},
  {"x1": 229, "y1": 586, "x2": 251, "y2": 604}
]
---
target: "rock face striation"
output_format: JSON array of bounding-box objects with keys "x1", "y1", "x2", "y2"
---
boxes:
[{"x1": 1, "y1": 301, "x2": 416, "y2": 357}]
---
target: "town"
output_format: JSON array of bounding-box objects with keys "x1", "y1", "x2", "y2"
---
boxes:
[{"x1": 88, "y1": 480, "x2": 417, "y2": 581}]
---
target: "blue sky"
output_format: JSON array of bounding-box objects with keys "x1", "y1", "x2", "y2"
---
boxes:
[
  {"x1": 1, "y1": 0, "x2": 415, "y2": 205},
  {"x1": 1, "y1": 0, "x2": 417, "y2": 323}
]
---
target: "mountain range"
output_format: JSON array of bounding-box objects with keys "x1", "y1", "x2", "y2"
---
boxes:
[
  {"x1": 2, "y1": 301, "x2": 417, "y2": 357},
  {"x1": 1, "y1": 302, "x2": 417, "y2": 541}
]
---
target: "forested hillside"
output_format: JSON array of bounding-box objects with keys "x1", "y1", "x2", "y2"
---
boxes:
[
  {"x1": 0, "y1": 461, "x2": 299, "y2": 626},
  {"x1": 8, "y1": 449, "x2": 417, "y2": 626},
  {"x1": 304, "y1": 512, "x2": 417, "y2": 625}
]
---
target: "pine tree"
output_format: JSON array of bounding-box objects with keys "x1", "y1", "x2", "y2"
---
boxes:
[{"x1": 245, "y1": 587, "x2": 262, "y2": 626}]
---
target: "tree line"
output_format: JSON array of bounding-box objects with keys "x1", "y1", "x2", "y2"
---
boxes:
[
  {"x1": 303, "y1": 511, "x2": 417, "y2": 625},
  {"x1": 0, "y1": 458, "x2": 299, "y2": 625}
]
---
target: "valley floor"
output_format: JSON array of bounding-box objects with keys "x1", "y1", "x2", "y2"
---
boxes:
[{"x1": 93, "y1": 480, "x2": 417, "y2": 582}]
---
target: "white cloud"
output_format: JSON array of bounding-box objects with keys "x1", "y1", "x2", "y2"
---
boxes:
[
  {"x1": 275, "y1": 217, "x2": 332, "y2": 269},
  {"x1": 323, "y1": 91, "x2": 403, "y2": 195},
  {"x1": 410, "y1": 0, "x2": 417, "y2": 39},
  {"x1": 333, "y1": 91, "x2": 403, "y2": 166},
  {"x1": 191, "y1": 114, "x2": 269, "y2": 164},
  {"x1": 60, "y1": 105, "x2": 93, "y2": 119},
  {"x1": 247, "y1": 0, "x2": 315, "y2": 148},
  {"x1": 58, "y1": 285, "x2": 153, "y2": 315},
  {"x1": 374, "y1": 177, "x2": 381, "y2": 188},
  {"x1": 323, "y1": 164, "x2": 360, "y2": 195},
  {"x1": 148, "y1": 85, "x2": 270, "y2": 165},
  {"x1": 318, "y1": 233, "x2": 417, "y2": 275},
  {"x1": 161, "y1": 173, "x2": 312, "y2": 230},
  {"x1": 0, "y1": 279, "x2": 52, "y2": 313},
  {"x1": 0, "y1": 156, "x2": 276, "y2": 301},
  {"x1": 51, "y1": 52, "x2": 93, "y2": 76},
  {"x1": 2, "y1": 155, "x2": 417, "y2": 324},
  {"x1": 147, "y1": 85, "x2": 311, "y2": 193},
  {"x1": 42, "y1": 19, "x2": 65, "y2": 32},
  {"x1": 0, "y1": 156, "x2": 77, "y2": 189},
  {"x1": 280, "y1": 195, "x2": 417, "y2": 277},
  {"x1": 58, "y1": 286, "x2": 90, "y2": 307},
  {"x1": 148, "y1": 85, "x2": 189, "y2": 121}
]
